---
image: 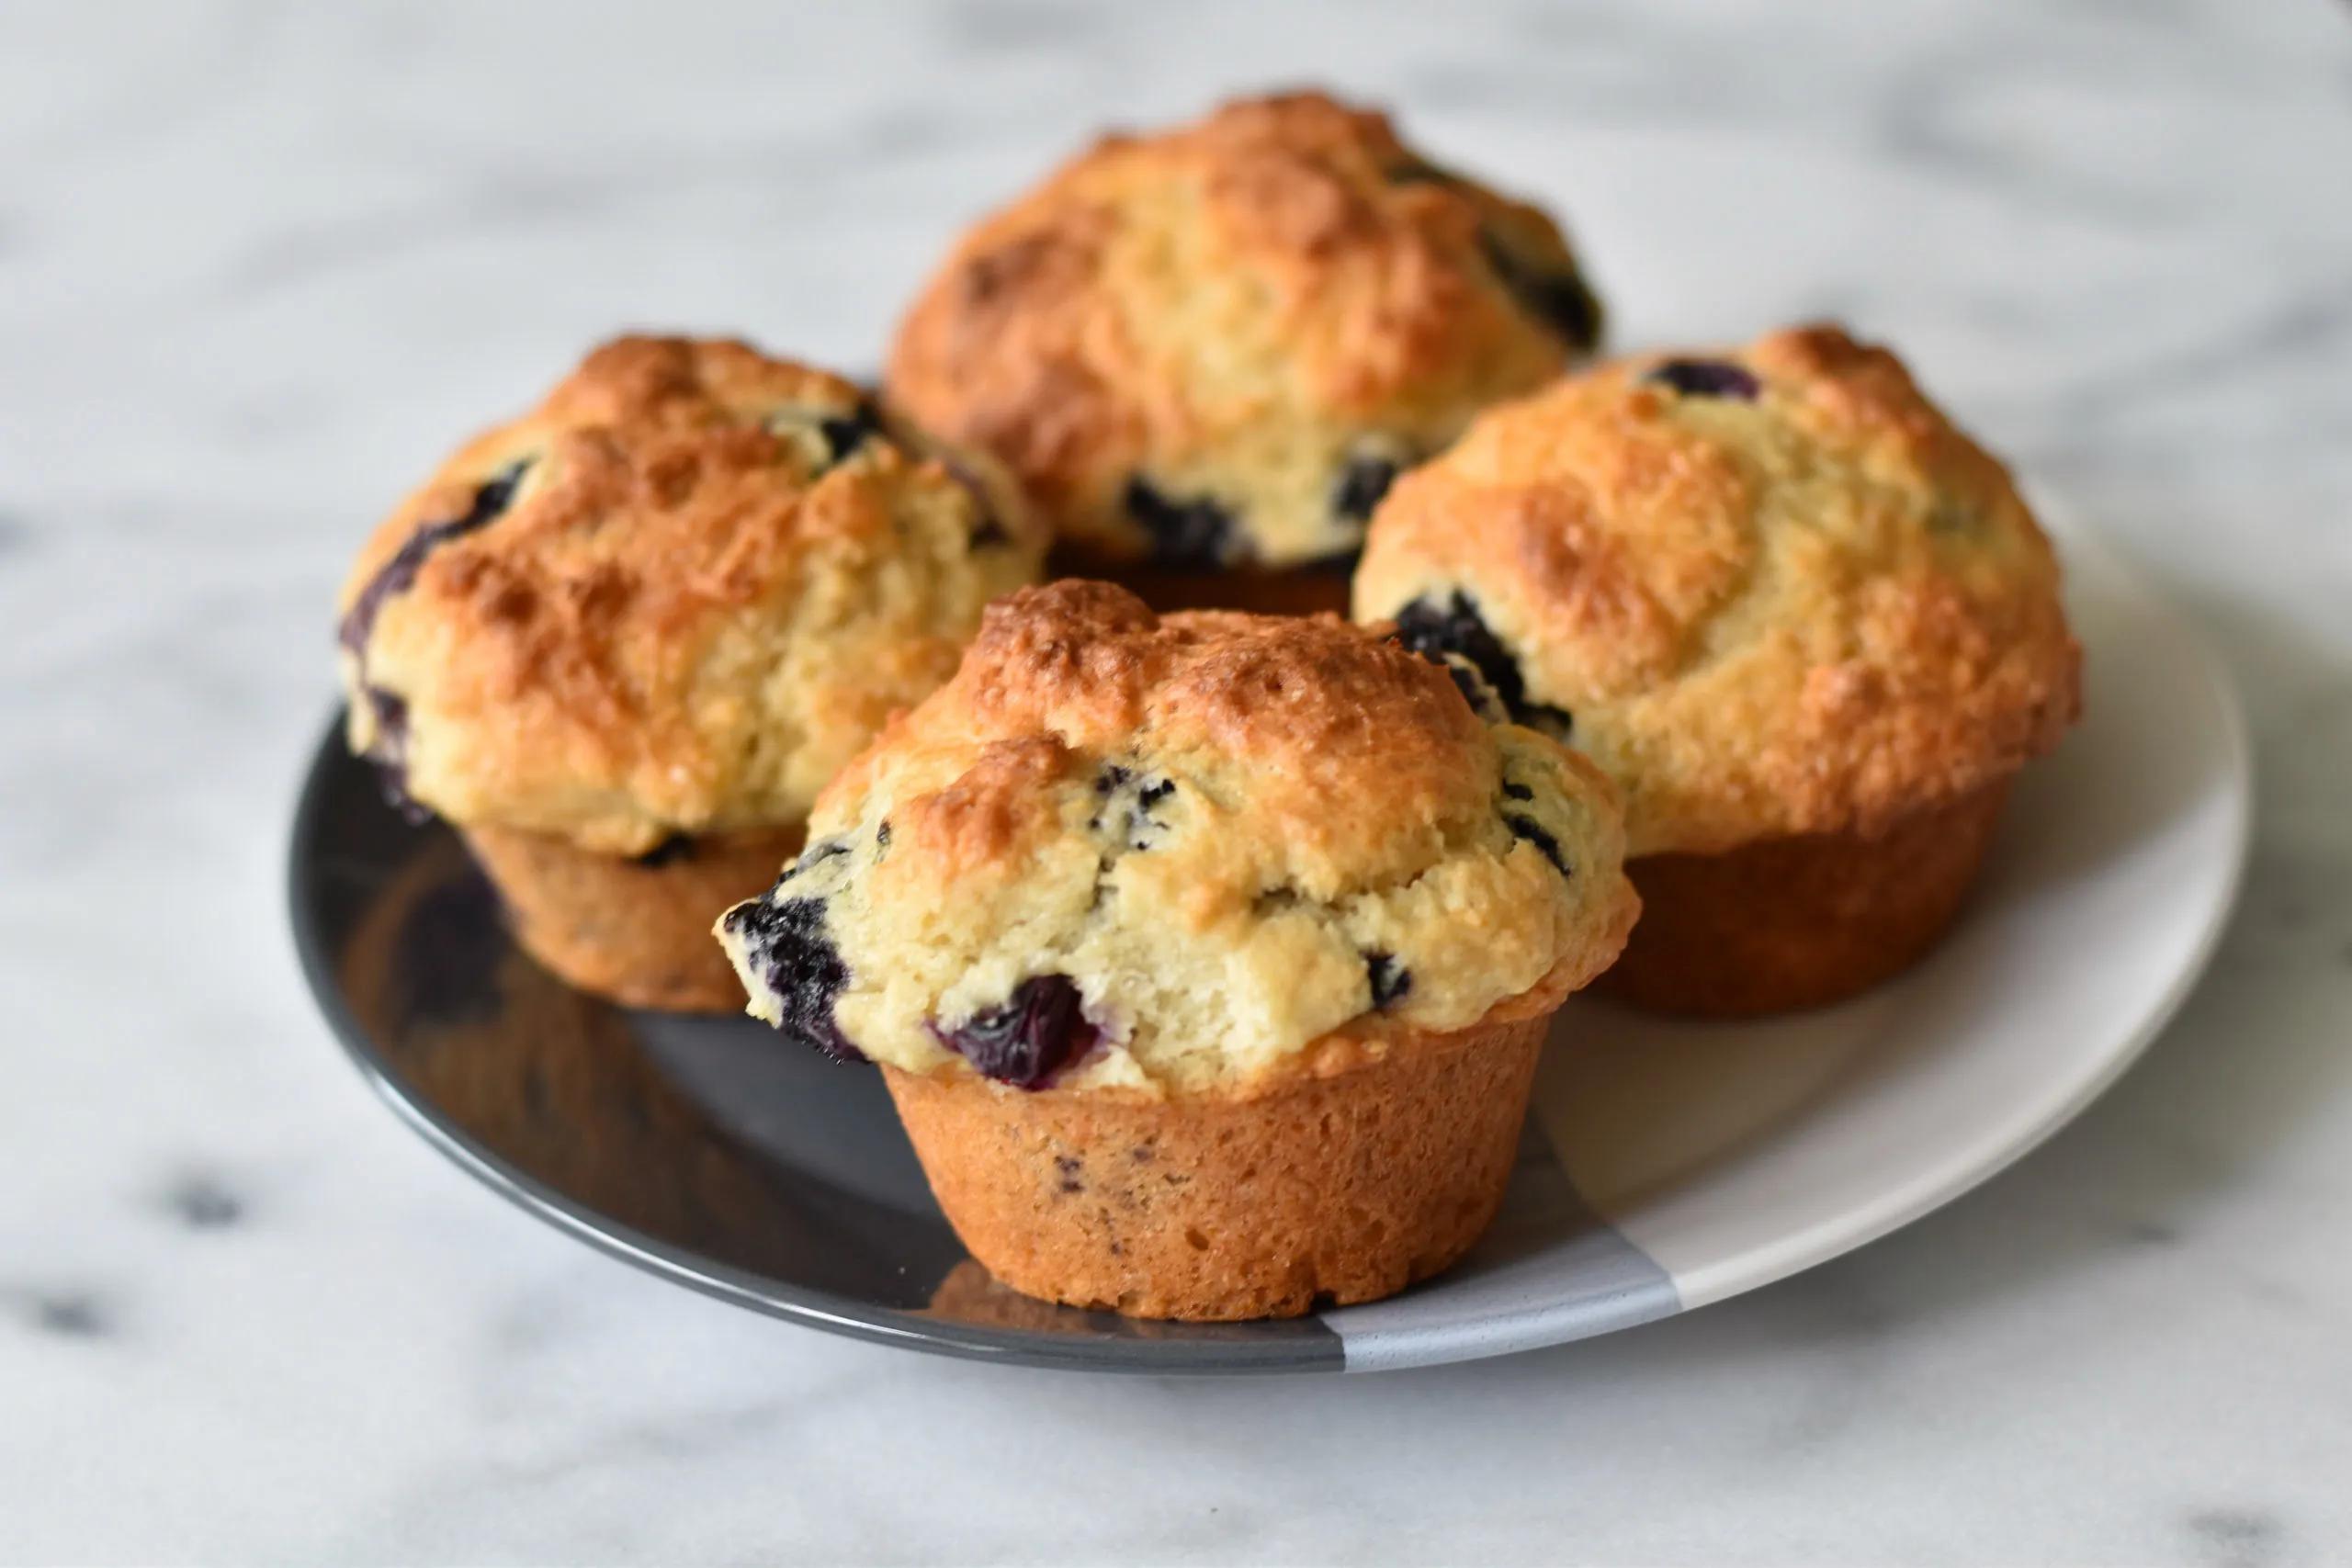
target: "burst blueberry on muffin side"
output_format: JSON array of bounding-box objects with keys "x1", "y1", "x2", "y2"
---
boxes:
[
  {"x1": 716, "y1": 581, "x2": 1636, "y2": 1094},
  {"x1": 886, "y1": 91, "x2": 1606, "y2": 578},
  {"x1": 1389, "y1": 592, "x2": 1574, "y2": 739},
  {"x1": 338, "y1": 460, "x2": 535, "y2": 813}
]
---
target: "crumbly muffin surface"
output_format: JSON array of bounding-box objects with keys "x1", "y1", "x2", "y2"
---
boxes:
[
  {"x1": 718, "y1": 582, "x2": 1636, "y2": 1096},
  {"x1": 336, "y1": 335, "x2": 1042, "y2": 855},
  {"x1": 1353, "y1": 325, "x2": 2081, "y2": 856},
  {"x1": 886, "y1": 90, "x2": 1601, "y2": 572}
]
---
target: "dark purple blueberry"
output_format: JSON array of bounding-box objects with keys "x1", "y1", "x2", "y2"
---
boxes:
[
  {"x1": 1479, "y1": 233, "x2": 1603, "y2": 353},
  {"x1": 1088, "y1": 768, "x2": 1175, "y2": 848},
  {"x1": 1124, "y1": 475, "x2": 1241, "y2": 568},
  {"x1": 818, "y1": 400, "x2": 888, "y2": 466},
  {"x1": 930, "y1": 975, "x2": 1098, "y2": 1090},
  {"x1": 1365, "y1": 952, "x2": 1413, "y2": 1010},
  {"x1": 633, "y1": 833, "x2": 696, "y2": 869},
  {"x1": 1330, "y1": 452, "x2": 1402, "y2": 525},
  {"x1": 1644, "y1": 358, "x2": 1761, "y2": 401},
  {"x1": 341, "y1": 463, "x2": 530, "y2": 821},
  {"x1": 339, "y1": 460, "x2": 531, "y2": 656},
  {"x1": 360, "y1": 687, "x2": 433, "y2": 823},
  {"x1": 1426, "y1": 654, "x2": 1507, "y2": 725},
  {"x1": 1391, "y1": 592, "x2": 1573, "y2": 737},
  {"x1": 1505, "y1": 814, "x2": 1571, "y2": 878},
  {"x1": 720, "y1": 896, "x2": 860, "y2": 1062},
  {"x1": 932, "y1": 450, "x2": 1011, "y2": 548}
]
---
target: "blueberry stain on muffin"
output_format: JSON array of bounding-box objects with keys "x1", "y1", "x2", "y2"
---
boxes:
[
  {"x1": 1391, "y1": 592, "x2": 1572, "y2": 737},
  {"x1": 718, "y1": 896, "x2": 860, "y2": 1062},
  {"x1": 1365, "y1": 951, "x2": 1413, "y2": 1010},
  {"x1": 1124, "y1": 475, "x2": 1241, "y2": 567},
  {"x1": 1505, "y1": 814, "x2": 1571, "y2": 877},
  {"x1": 818, "y1": 401, "x2": 888, "y2": 465},
  {"x1": 931, "y1": 975, "x2": 1099, "y2": 1089},
  {"x1": 1089, "y1": 766, "x2": 1179, "y2": 850},
  {"x1": 339, "y1": 459, "x2": 532, "y2": 657},
  {"x1": 632, "y1": 833, "x2": 696, "y2": 869},
  {"x1": 1479, "y1": 233, "x2": 1603, "y2": 354},
  {"x1": 1645, "y1": 358, "x2": 1761, "y2": 400},
  {"x1": 357, "y1": 687, "x2": 432, "y2": 820},
  {"x1": 1419, "y1": 651, "x2": 1509, "y2": 725},
  {"x1": 340, "y1": 459, "x2": 533, "y2": 814},
  {"x1": 1331, "y1": 451, "x2": 1404, "y2": 527}
]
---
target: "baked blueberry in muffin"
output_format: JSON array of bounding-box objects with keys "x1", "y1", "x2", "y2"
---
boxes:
[
  {"x1": 717, "y1": 581, "x2": 1636, "y2": 1318},
  {"x1": 1354, "y1": 324, "x2": 2082, "y2": 1015},
  {"x1": 334, "y1": 335, "x2": 1041, "y2": 1010},
  {"x1": 886, "y1": 90, "x2": 1604, "y2": 615}
]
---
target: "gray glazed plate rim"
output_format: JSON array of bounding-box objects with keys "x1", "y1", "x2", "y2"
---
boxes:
[{"x1": 288, "y1": 716, "x2": 1357, "y2": 1374}]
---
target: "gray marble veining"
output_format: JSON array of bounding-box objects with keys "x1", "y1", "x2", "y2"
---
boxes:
[{"x1": 3, "y1": 1, "x2": 2349, "y2": 1562}]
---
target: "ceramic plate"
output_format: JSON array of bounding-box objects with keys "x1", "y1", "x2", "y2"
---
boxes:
[{"x1": 289, "y1": 509, "x2": 2250, "y2": 1373}]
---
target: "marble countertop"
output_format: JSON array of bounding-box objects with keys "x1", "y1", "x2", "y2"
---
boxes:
[{"x1": 5, "y1": 1, "x2": 2349, "y2": 1562}]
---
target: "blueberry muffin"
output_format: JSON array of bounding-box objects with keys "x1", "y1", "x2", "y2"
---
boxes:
[
  {"x1": 1354, "y1": 324, "x2": 2081, "y2": 1016},
  {"x1": 886, "y1": 90, "x2": 1602, "y2": 616},
  {"x1": 336, "y1": 335, "x2": 1040, "y2": 1010},
  {"x1": 715, "y1": 581, "x2": 1637, "y2": 1319}
]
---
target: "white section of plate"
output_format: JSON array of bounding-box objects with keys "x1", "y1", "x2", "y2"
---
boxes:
[
  {"x1": 1329, "y1": 503, "x2": 2249, "y2": 1369},
  {"x1": 1534, "y1": 505, "x2": 2250, "y2": 1310}
]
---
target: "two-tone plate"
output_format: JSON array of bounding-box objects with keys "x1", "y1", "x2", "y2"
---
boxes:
[{"x1": 290, "y1": 511, "x2": 2249, "y2": 1373}]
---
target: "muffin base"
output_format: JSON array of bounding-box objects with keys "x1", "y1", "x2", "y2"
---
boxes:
[
  {"x1": 1049, "y1": 548, "x2": 1352, "y2": 618},
  {"x1": 462, "y1": 823, "x2": 804, "y2": 1012},
  {"x1": 881, "y1": 995, "x2": 1559, "y2": 1321},
  {"x1": 1600, "y1": 780, "x2": 2012, "y2": 1018}
]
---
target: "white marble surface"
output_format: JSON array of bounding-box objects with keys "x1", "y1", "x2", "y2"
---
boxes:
[{"x1": 4, "y1": 1, "x2": 2349, "y2": 1562}]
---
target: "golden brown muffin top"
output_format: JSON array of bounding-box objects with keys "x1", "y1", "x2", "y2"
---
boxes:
[
  {"x1": 1354, "y1": 324, "x2": 2082, "y2": 855},
  {"x1": 336, "y1": 335, "x2": 1041, "y2": 855},
  {"x1": 886, "y1": 90, "x2": 1600, "y2": 570},
  {"x1": 718, "y1": 581, "x2": 1637, "y2": 1095}
]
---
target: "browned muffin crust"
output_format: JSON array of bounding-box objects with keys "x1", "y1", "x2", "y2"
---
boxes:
[
  {"x1": 337, "y1": 335, "x2": 1039, "y2": 856},
  {"x1": 718, "y1": 580, "x2": 1635, "y2": 1092},
  {"x1": 887, "y1": 90, "x2": 1600, "y2": 571},
  {"x1": 1356, "y1": 323, "x2": 2082, "y2": 855},
  {"x1": 883, "y1": 977, "x2": 1559, "y2": 1320}
]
